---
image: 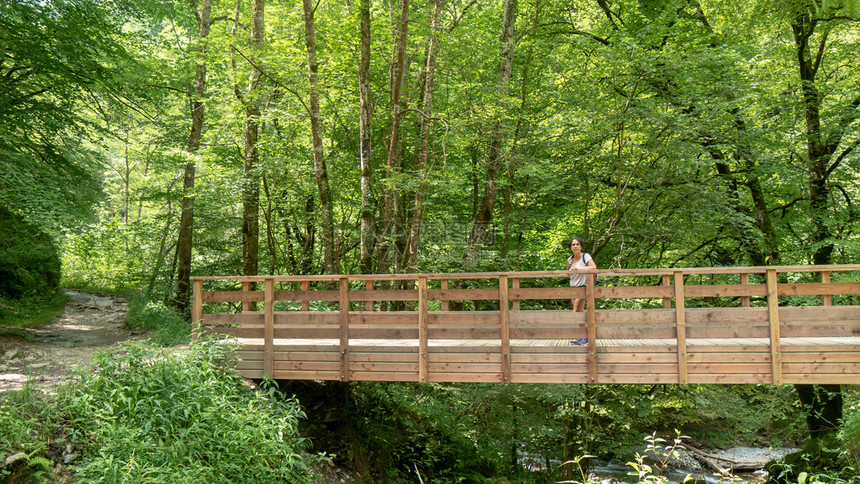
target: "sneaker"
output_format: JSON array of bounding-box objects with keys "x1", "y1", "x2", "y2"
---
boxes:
[{"x1": 569, "y1": 338, "x2": 588, "y2": 345}]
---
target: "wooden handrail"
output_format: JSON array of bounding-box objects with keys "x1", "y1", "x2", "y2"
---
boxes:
[{"x1": 190, "y1": 264, "x2": 860, "y2": 282}]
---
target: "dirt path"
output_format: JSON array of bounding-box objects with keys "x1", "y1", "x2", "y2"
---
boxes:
[{"x1": 0, "y1": 289, "x2": 141, "y2": 394}]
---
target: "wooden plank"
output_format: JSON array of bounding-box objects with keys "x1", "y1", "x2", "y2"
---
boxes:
[
  {"x1": 500, "y1": 275, "x2": 511, "y2": 383},
  {"x1": 598, "y1": 363, "x2": 679, "y2": 374},
  {"x1": 674, "y1": 271, "x2": 688, "y2": 384},
  {"x1": 274, "y1": 351, "x2": 341, "y2": 362},
  {"x1": 683, "y1": 284, "x2": 768, "y2": 298},
  {"x1": 204, "y1": 290, "x2": 264, "y2": 303},
  {"x1": 274, "y1": 361, "x2": 341, "y2": 371},
  {"x1": 350, "y1": 362, "x2": 420, "y2": 372},
  {"x1": 780, "y1": 306, "x2": 860, "y2": 324},
  {"x1": 201, "y1": 313, "x2": 264, "y2": 325},
  {"x1": 428, "y1": 372, "x2": 503, "y2": 383},
  {"x1": 430, "y1": 288, "x2": 502, "y2": 301},
  {"x1": 351, "y1": 372, "x2": 419, "y2": 382},
  {"x1": 598, "y1": 352, "x2": 679, "y2": 364},
  {"x1": 510, "y1": 374, "x2": 589, "y2": 384},
  {"x1": 429, "y1": 353, "x2": 502, "y2": 363},
  {"x1": 301, "y1": 281, "x2": 310, "y2": 310},
  {"x1": 778, "y1": 282, "x2": 860, "y2": 297},
  {"x1": 192, "y1": 280, "x2": 203, "y2": 341},
  {"x1": 767, "y1": 269, "x2": 783, "y2": 384},
  {"x1": 662, "y1": 275, "x2": 672, "y2": 309},
  {"x1": 512, "y1": 277, "x2": 520, "y2": 311},
  {"x1": 242, "y1": 281, "x2": 253, "y2": 312},
  {"x1": 365, "y1": 279, "x2": 375, "y2": 311},
  {"x1": 820, "y1": 271, "x2": 831, "y2": 306},
  {"x1": 782, "y1": 351, "x2": 860, "y2": 363},
  {"x1": 784, "y1": 362, "x2": 860, "y2": 374},
  {"x1": 688, "y1": 374, "x2": 771, "y2": 384},
  {"x1": 688, "y1": 363, "x2": 773, "y2": 374},
  {"x1": 586, "y1": 273, "x2": 597, "y2": 384},
  {"x1": 351, "y1": 352, "x2": 422, "y2": 363},
  {"x1": 510, "y1": 353, "x2": 587, "y2": 364},
  {"x1": 339, "y1": 277, "x2": 349, "y2": 382},
  {"x1": 740, "y1": 272, "x2": 750, "y2": 307},
  {"x1": 597, "y1": 374, "x2": 681, "y2": 384},
  {"x1": 264, "y1": 279, "x2": 274, "y2": 378},
  {"x1": 272, "y1": 370, "x2": 340, "y2": 381},
  {"x1": 440, "y1": 279, "x2": 448, "y2": 311},
  {"x1": 686, "y1": 352, "x2": 771, "y2": 363},
  {"x1": 419, "y1": 277, "x2": 429, "y2": 383},
  {"x1": 512, "y1": 363, "x2": 589, "y2": 373},
  {"x1": 783, "y1": 374, "x2": 860, "y2": 385}
]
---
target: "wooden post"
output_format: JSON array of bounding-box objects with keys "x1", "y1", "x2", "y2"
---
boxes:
[
  {"x1": 418, "y1": 277, "x2": 429, "y2": 382},
  {"x1": 301, "y1": 280, "x2": 310, "y2": 311},
  {"x1": 673, "y1": 271, "x2": 688, "y2": 384},
  {"x1": 242, "y1": 281, "x2": 253, "y2": 312},
  {"x1": 365, "y1": 279, "x2": 375, "y2": 310},
  {"x1": 511, "y1": 277, "x2": 520, "y2": 311},
  {"x1": 440, "y1": 278, "x2": 449, "y2": 311},
  {"x1": 499, "y1": 275, "x2": 511, "y2": 383},
  {"x1": 192, "y1": 279, "x2": 203, "y2": 341},
  {"x1": 264, "y1": 278, "x2": 274, "y2": 378},
  {"x1": 821, "y1": 271, "x2": 832, "y2": 306},
  {"x1": 740, "y1": 272, "x2": 751, "y2": 308},
  {"x1": 586, "y1": 273, "x2": 597, "y2": 384},
  {"x1": 339, "y1": 277, "x2": 350, "y2": 382},
  {"x1": 766, "y1": 269, "x2": 783, "y2": 384},
  {"x1": 662, "y1": 274, "x2": 672, "y2": 309}
]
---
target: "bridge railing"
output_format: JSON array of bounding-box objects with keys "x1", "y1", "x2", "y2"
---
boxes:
[{"x1": 191, "y1": 265, "x2": 860, "y2": 385}]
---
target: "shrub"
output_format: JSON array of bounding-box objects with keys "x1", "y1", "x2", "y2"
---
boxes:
[
  {"x1": 125, "y1": 297, "x2": 190, "y2": 346},
  {"x1": 0, "y1": 206, "x2": 61, "y2": 300},
  {"x1": 59, "y1": 337, "x2": 319, "y2": 483}
]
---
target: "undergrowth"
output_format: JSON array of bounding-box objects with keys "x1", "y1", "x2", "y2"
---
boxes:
[
  {"x1": 0, "y1": 288, "x2": 66, "y2": 333},
  {"x1": 2, "y1": 337, "x2": 321, "y2": 483},
  {"x1": 57, "y1": 336, "x2": 320, "y2": 482},
  {"x1": 124, "y1": 296, "x2": 190, "y2": 346}
]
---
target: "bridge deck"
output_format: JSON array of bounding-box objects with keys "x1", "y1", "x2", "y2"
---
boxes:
[{"x1": 192, "y1": 265, "x2": 860, "y2": 385}]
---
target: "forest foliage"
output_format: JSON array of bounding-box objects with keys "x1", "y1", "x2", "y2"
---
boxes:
[{"x1": 2, "y1": 0, "x2": 860, "y2": 481}]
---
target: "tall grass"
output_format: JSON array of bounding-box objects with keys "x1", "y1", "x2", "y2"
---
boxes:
[{"x1": 58, "y1": 337, "x2": 320, "y2": 483}]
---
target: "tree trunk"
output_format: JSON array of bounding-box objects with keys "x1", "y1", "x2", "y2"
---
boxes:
[
  {"x1": 240, "y1": 0, "x2": 264, "y2": 279},
  {"x1": 406, "y1": 0, "x2": 445, "y2": 269},
  {"x1": 790, "y1": 2, "x2": 843, "y2": 437},
  {"x1": 469, "y1": 0, "x2": 516, "y2": 251},
  {"x1": 175, "y1": 0, "x2": 212, "y2": 315},
  {"x1": 302, "y1": 0, "x2": 337, "y2": 274},
  {"x1": 358, "y1": 0, "x2": 374, "y2": 274},
  {"x1": 379, "y1": 0, "x2": 410, "y2": 273},
  {"x1": 501, "y1": 0, "x2": 538, "y2": 259}
]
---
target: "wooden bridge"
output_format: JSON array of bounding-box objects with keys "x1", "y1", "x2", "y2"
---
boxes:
[{"x1": 191, "y1": 265, "x2": 860, "y2": 385}]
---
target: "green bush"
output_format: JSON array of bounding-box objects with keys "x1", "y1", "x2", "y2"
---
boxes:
[
  {"x1": 125, "y1": 297, "x2": 190, "y2": 346},
  {"x1": 0, "y1": 383, "x2": 57, "y2": 482},
  {"x1": 59, "y1": 337, "x2": 320, "y2": 483},
  {"x1": 0, "y1": 206, "x2": 61, "y2": 301}
]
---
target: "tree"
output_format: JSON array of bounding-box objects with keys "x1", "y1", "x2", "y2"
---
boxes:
[
  {"x1": 0, "y1": 0, "x2": 135, "y2": 232},
  {"x1": 301, "y1": 0, "x2": 338, "y2": 274},
  {"x1": 176, "y1": 0, "x2": 213, "y2": 315},
  {"x1": 232, "y1": 0, "x2": 266, "y2": 278},
  {"x1": 469, "y1": 0, "x2": 517, "y2": 252},
  {"x1": 358, "y1": 0, "x2": 374, "y2": 274}
]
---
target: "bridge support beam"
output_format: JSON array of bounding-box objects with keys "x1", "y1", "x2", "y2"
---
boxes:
[
  {"x1": 766, "y1": 269, "x2": 783, "y2": 384},
  {"x1": 674, "y1": 271, "x2": 688, "y2": 384}
]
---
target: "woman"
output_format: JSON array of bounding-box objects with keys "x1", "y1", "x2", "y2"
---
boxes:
[{"x1": 566, "y1": 237, "x2": 596, "y2": 313}]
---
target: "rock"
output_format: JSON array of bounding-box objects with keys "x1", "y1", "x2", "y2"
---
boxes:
[
  {"x1": 2, "y1": 452, "x2": 27, "y2": 469},
  {"x1": 4, "y1": 349, "x2": 18, "y2": 359}
]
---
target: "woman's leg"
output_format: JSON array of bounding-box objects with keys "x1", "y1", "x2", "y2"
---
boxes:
[{"x1": 573, "y1": 297, "x2": 585, "y2": 312}]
